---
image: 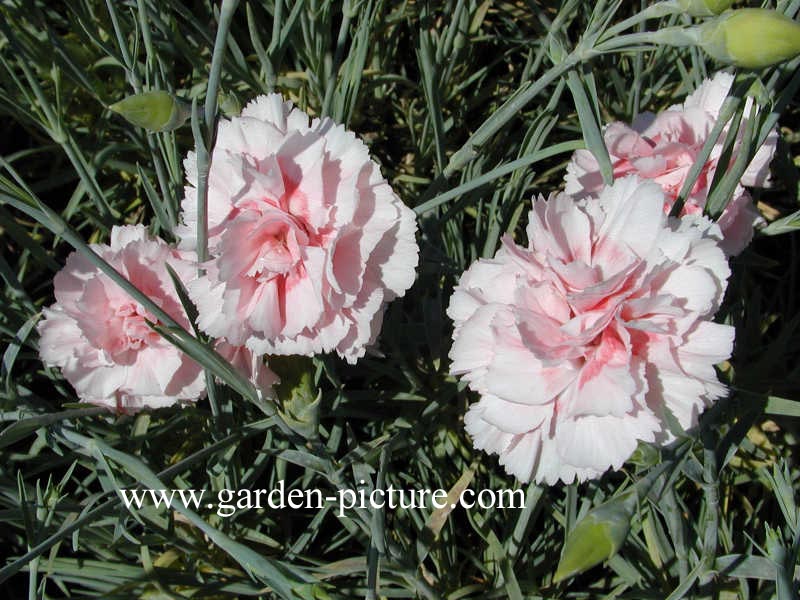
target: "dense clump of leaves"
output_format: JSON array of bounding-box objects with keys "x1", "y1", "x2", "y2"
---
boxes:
[{"x1": 0, "y1": 1, "x2": 799, "y2": 598}]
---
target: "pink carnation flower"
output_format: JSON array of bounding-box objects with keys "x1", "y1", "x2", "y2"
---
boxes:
[
  {"x1": 37, "y1": 225, "x2": 206, "y2": 412},
  {"x1": 177, "y1": 94, "x2": 418, "y2": 363},
  {"x1": 216, "y1": 341, "x2": 279, "y2": 399},
  {"x1": 566, "y1": 71, "x2": 776, "y2": 255},
  {"x1": 448, "y1": 177, "x2": 734, "y2": 484}
]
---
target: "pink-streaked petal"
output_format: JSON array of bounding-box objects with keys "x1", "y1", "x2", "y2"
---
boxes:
[
  {"x1": 175, "y1": 94, "x2": 418, "y2": 362},
  {"x1": 39, "y1": 226, "x2": 206, "y2": 412},
  {"x1": 449, "y1": 174, "x2": 732, "y2": 484}
]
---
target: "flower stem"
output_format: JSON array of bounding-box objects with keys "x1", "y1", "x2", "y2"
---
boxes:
[{"x1": 195, "y1": 0, "x2": 240, "y2": 266}]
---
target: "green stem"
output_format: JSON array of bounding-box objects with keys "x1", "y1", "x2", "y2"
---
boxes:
[
  {"x1": 0, "y1": 18, "x2": 115, "y2": 223},
  {"x1": 106, "y1": 0, "x2": 177, "y2": 226},
  {"x1": 594, "y1": 26, "x2": 700, "y2": 54},
  {"x1": 599, "y1": 1, "x2": 682, "y2": 42},
  {"x1": 195, "y1": 0, "x2": 240, "y2": 266},
  {"x1": 441, "y1": 57, "x2": 580, "y2": 179},
  {"x1": 205, "y1": 0, "x2": 240, "y2": 139},
  {"x1": 414, "y1": 140, "x2": 584, "y2": 215},
  {"x1": 191, "y1": 100, "x2": 211, "y2": 267}
]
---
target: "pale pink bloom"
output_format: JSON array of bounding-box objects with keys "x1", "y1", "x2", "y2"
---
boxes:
[
  {"x1": 215, "y1": 341, "x2": 279, "y2": 399},
  {"x1": 448, "y1": 177, "x2": 734, "y2": 484},
  {"x1": 37, "y1": 225, "x2": 206, "y2": 412},
  {"x1": 566, "y1": 71, "x2": 776, "y2": 255},
  {"x1": 177, "y1": 94, "x2": 418, "y2": 363}
]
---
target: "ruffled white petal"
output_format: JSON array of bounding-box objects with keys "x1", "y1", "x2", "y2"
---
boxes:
[
  {"x1": 176, "y1": 94, "x2": 418, "y2": 362},
  {"x1": 449, "y1": 177, "x2": 733, "y2": 484}
]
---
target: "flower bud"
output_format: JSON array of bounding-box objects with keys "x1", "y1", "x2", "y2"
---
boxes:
[
  {"x1": 678, "y1": 0, "x2": 733, "y2": 17},
  {"x1": 547, "y1": 33, "x2": 567, "y2": 64},
  {"x1": 554, "y1": 491, "x2": 637, "y2": 583},
  {"x1": 700, "y1": 9, "x2": 800, "y2": 69},
  {"x1": 271, "y1": 356, "x2": 320, "y2": 440},
  {"x1": 109, "y1": 90, "x2": 190, "y2": 132},
  {"x1": 217, "y1": 90, "x2": 241, "y2": 117},
  {"x1": 628, "y1": 442, "x2": 660, "y2": 468}
]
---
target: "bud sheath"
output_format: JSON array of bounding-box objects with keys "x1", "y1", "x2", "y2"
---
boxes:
[
  {"x1": 679, "y1": 0, "x2": 734, "y2": 17},
  {"x1": 109, "y1": 91, "x2": 190, "y2": 132},
  {"x1": 700, "y1": 9, "x2": 800, "y2": 69}
]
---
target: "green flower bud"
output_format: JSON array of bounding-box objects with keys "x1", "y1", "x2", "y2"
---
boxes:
[
  {"x1": 272, "y1": 356, "x2": 320, "y2": 440},
  {"x1": 547, "y1": 33, "x2": 568, "y2": 64},
  {"x1": 217, "y1": 90, "x2": 242, "y2": 117},
  {"x1": 554, "y1": 490, "x2": 637, "y2": 583},
  {"x1": 109, "y1": 90, "x2": 190, "y2": 132},
  {"x1": 700, "y1": 9, "x2": 800, "y2": 69},
  {"x1": 678, "y1": 0, "x2": 733, "y2": 17},
  {"x1": 628, "y1": 442, "x2": 661, "y2": 468}
]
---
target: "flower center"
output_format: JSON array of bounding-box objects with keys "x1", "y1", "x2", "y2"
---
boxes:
[
  {"x1": 248, "y1": 214, "x2": 310, "y2": 280},
  {"x1": 114, "y1": 303, "x2": 160, "y2": 352}
]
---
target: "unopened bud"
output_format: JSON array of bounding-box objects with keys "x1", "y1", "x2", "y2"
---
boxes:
[
  {"x1": 547, "y1": 33, "x2": 567, "y2": 64},
  {"x1": 629, "y1": 442, "x2": 660, "y2": 468},
  {"x1": 217, "y1": 90, "x2": 241, "y2": 117},
  {"x1": 554, "y1": 490, "x2": 637, "y2": 583},
  {"x1": 109, "y1": 91, "x2": 190, "y2": 132},
  {"x1": 700, "y1": 9, "x2": 800, "y2": 69},
  {"x1": 678, "y1": 0, "x2": 733, "y2": 17},
  {"x1": 271, "y1": 356, "x2": 320, "y2": 440}
]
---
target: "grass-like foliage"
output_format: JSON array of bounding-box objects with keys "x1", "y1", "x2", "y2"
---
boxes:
[{"x1": 1, "y1": 0, "x2": 799, "y2": 598}]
